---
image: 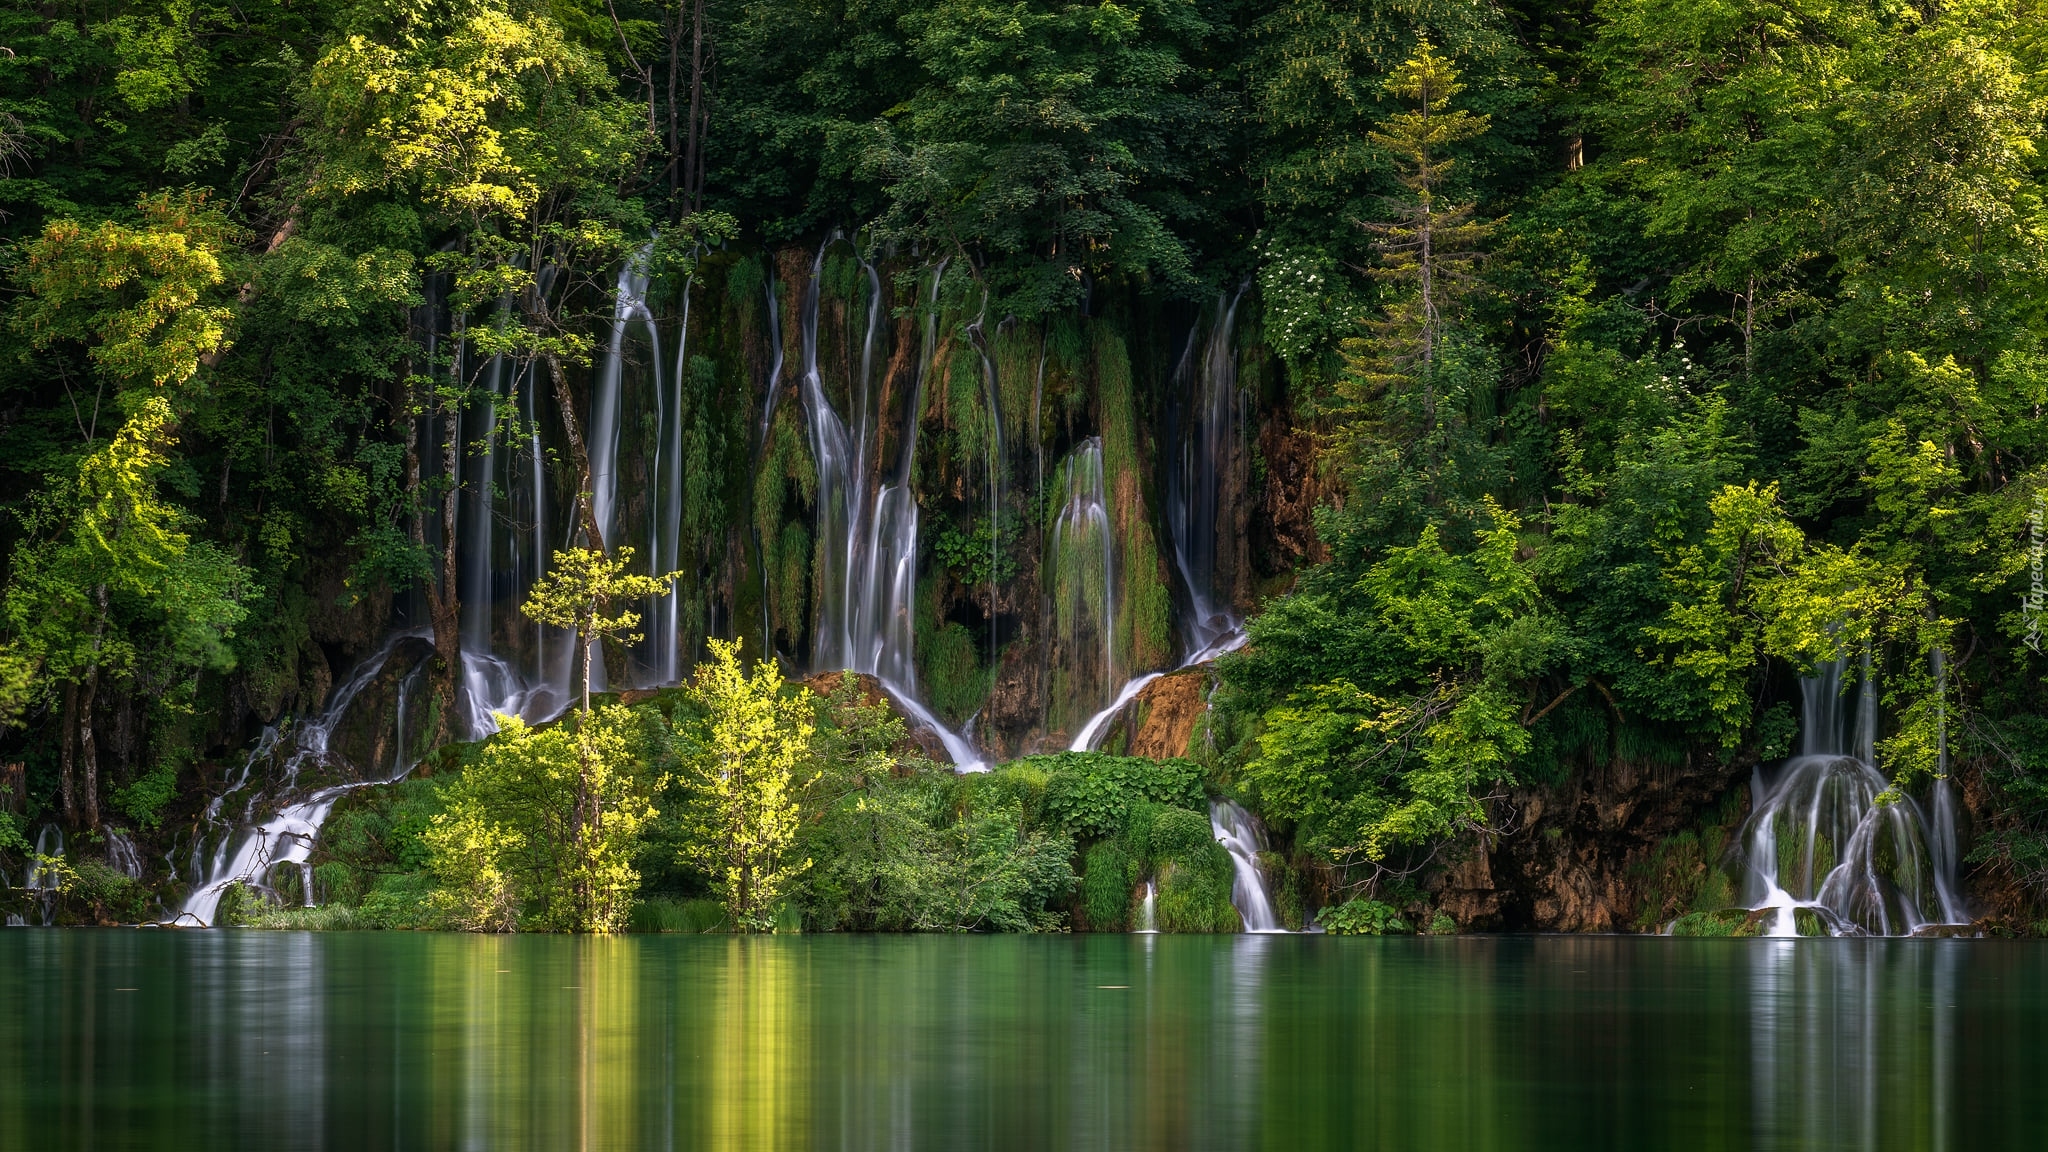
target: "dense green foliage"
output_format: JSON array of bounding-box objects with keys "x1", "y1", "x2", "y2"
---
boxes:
[{"x1": 4, "y1": 0, "x2": 2048, "y2": 931}]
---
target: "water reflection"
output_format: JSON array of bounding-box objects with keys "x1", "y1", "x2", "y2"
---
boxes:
[
  {"x1": 1, "y1": 932, "x2": 2044, "y2": 1151},
  {"x1": 1749, "y1": 939, "x2": 1965, "y2": 1152}
]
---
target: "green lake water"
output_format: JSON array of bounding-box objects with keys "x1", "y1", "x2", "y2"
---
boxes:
[{"x1": 2, "y1": 931, "x2": 2043, "y2": 1151}]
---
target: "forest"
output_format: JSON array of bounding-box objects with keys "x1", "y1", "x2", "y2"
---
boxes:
[{"x1": 1, "y1": 0, "x2": 2046, "y2": 937}]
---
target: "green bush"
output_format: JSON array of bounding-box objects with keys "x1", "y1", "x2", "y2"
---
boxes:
[
  {"x1": 313, "y1": 861, "x2": 363, "y2": 906},
  {"x1": 1030, "y1": 753, "x2": 1205, "y2": 839},
  {"x1": 356, "y1": 872, "x2": 439, "y2": 929},
  {"x1": 66, "y1": 858, "x2": 153, "y2": 924},
  {"x1": 1319, "y1": 898, "x2": 1413, "y2": 935},
  {"x1": 1082, "y1": 839, "x2": 1136, "y2": 930},
  {"x1": 1145, "y1": 806, "x2": 1215, "y2": 862},
  {"x1": 213, "y1": 880, "x2": 265, "y2": 927},
  {"x1": 1155, "y1": 846, "x2": 1240, "y2": 933}
]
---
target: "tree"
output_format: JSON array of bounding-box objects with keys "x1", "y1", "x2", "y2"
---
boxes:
[
  {"x1": 521, "y1": 546, "x2": 683, "y2": 716},
  {"x1": 1344, "y1": 41, "x2": 1494, "y2": 422},
  {"x1": 304, "y1": 0, "x2": 652, "y2": 696},
  {"x1": 3, "y1": 399, "x2": 253, "y2": 828},
  {"x1": 676, "y1": 638, "x2": 815, "y2": 931},
  {"x1": 424, "y1": 707, "x2": 658, "y2": 932},
  {"x1": 2, "y1": 191, "x2": 251, "y2": 830}
]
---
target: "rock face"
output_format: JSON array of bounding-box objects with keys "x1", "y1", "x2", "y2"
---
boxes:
[
  {"x1": 1083, "y1": 667, "x2": 1213, "y2": 760},
  {"x1": 1126, "y1": 670, "x2": 1211, "y2": 760},
  {"x1": 1453, "y1": 755, "x2": 1752, "y2": 932}
]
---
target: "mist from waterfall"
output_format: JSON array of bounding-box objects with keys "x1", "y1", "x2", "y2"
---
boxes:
[{"x1": 1735, "y1": 653, "x2": 1969, "y2": 936}]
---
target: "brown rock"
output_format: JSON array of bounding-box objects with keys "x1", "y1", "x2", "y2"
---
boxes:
[{"x1": 1127, "y1": 669, "x2": 1211, "y2": 760}]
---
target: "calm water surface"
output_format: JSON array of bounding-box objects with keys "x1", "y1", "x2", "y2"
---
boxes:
[{"x1": 1, "y1": 930, "x2": 2042, "y2": 1151}]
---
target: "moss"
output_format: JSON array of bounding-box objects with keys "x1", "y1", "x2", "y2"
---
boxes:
[
  {"x1": 1092, "y1": 329, "x2": 1172, "y2": 671},
  {"x1": 919, "y1": 621, "x2": 988, "y2": 725},
  {"x1": 1631, "y1": 789, "x2": 1746, "y2": 931},
  {"x1": 1668, "y1": 909, "x2": 1764, "y2": 937},
  {"x1": 1155, "y1": 842, "x2": 1240, "y2": 933}
]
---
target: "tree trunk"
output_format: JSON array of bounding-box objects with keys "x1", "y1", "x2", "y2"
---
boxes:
[
  {"x1": 59, "y1": 679, "x2": 78, "y2": 827},
  {"x1": 431, "y1": 389, "x2": 462, "y2": 713},
  {"x1": 542, "y1": 351, "x2": 608, "y2": 553},
  {"x1": 667, "y1": 4, "x2": 682, "y2": 205},
  {"x1": 77, "y1": 667, "x2": 99, "y2": 830},
  {"x1": 77, "y1": 584, "x2": 108, "y2": 829},
  {"x1": 683, "y1": 0, "x2": 706, "y2": 215}
]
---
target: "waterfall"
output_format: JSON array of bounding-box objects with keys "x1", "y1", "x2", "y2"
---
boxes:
[
  {"x1": 1165, "y1": 290, "x2": 1248, "y2": 657},
  {"x1": 104, "y1": 830, "x2": 142, "y2": 880},
  {"x1": 178, "y1": 630, "x2": 436, "y2": 926},
  {"x1": 591, "y1": 249, "x2": 656, "y2": 550},
  {"x1": 1068, "y1": 290, "x2": 1252, "y2": 751},
  {"x1": 1734, "y1": 653, "x2": 1969, "y2": 936},
  {"x1": 1135, "y1": 880, "x2": 1157, "y2": 933},
  {"x1": 25, "y1": 824, "x2": 61, "y2": 925},
  {"x1": 653, "y1": 274, "x2": 695, "y2": 684},
  {"x1": 1210, "y1": 799, "x2": 1283, "y2": 932},
  {"x1": 791, "y1": 253, "x2": 983, "y2": 769},
  {"x1": 1069, "y1": 673, "x2": 1163, "y2": 753},
  {"x1": 1048, "y1": 438, "x2": 1116, "y2": 735}
]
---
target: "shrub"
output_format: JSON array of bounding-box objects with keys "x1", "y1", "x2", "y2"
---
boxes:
[
  {"x1": 1155, "y1": 846, "x2": 1240, "y2": 933},
  {"x1": 1082, "y1": 839, "x2": 1136, "y2": 930},
  {"x1": 1146, "y1": 806, "x2": 1215, "y2": 862},
  {"x1": 1031, "y1": 753, "x2": 1204, "y2": 839},
  {"x1": 1319, "y1": 898, "x2": 1413, "y2": 935}
]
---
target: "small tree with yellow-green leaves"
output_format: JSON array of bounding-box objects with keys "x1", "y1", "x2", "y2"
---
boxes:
[
  {"x1": 677, "y1": 638, "x2": 816, "y2": 931},
  {"x1": 521, "y1": 546, "x2": 682, "y2": 716}
]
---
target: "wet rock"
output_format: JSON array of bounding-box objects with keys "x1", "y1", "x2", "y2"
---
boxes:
[
  {"x1": 1485, "y1": 753, "x2": 1751, "y2": 932},
  {"x1": 1125, "y1": 670, "x2": 1211, "y2": 760}
]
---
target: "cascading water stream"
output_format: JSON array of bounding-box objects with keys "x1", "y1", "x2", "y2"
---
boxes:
[
  {"x1": 25, "y1": 824, "x2": 62, "y2": 925},
  {"x1": 104, "y1": 830, "x2": 142, "y2": 880},
  {"x1": 1067, "y1": 292, "x2": 1251, "y2": 751},
  {"x1": 1210, "y1": 799, "x2": 1283, "y2": 932},
  {"x1": 178, "y1": 629, "x2": 435, "y2": 926},
  {"x1": 652, "y1": 273, "x2": 695, "y2": 684},
  {"x1": 788, "y1": 251, "x2": 983, "y2": 769},
  {"x1": 1735, "y1": 653, "x2": 1969, "y2": 936},
  {"x1": 1048, "y1": 438, "x2": 1117, "y2": 735},
  {"x1": 591, "y1": 249, "x2": 656, "y2": 550},
  {"x1": 1166, "y1": 289, "x2": 1248, "y2": 658}
]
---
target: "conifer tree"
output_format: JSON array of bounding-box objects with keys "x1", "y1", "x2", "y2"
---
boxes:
[{"x1": 1345, "y1": 41, "x2": 1493, "y2": 421}]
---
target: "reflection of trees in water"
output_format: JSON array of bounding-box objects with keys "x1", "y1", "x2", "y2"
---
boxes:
[
  {"x1": 1748, "y1": 941, "x2": 1959, "y2": 1152},
  {"x1": 707, "y1": 937, "x2": 807, "y2": 1149}
]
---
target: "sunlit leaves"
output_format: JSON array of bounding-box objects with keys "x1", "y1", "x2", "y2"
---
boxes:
[{"x1": 14, "y1": 191, "x2": 236, "y2": 389}]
